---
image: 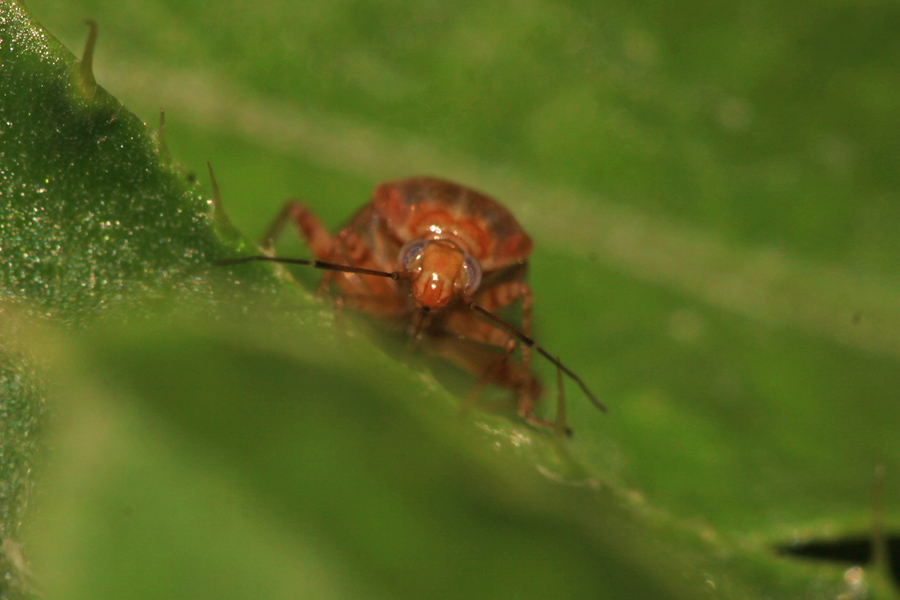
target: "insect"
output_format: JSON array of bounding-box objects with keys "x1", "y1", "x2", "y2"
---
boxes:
[{"x1": 218, "y1": 176, "x2": 606, "y2": 431}]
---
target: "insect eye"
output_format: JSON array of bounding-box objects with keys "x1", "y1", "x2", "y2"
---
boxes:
[
  {"x1": 398, "y1": 239, "x2": 428, "y2": 271},
  {"x1": 461, "y1": 254, "x2": 482, "y2": 294}
]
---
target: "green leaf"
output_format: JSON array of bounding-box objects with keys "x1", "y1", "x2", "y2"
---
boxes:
[
  {"x1": 29, "y1": 317, "x2": 703, "y2": 600},
  {"x1": 3, "y1": 0, "x2": 900, "y2": 599}
]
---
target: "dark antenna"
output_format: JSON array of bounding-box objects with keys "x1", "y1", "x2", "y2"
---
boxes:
[
  {"x1": 216, "y1": 255, "x2": 401, "y2": 280},
  {"x1": 467, "y1": 302, "x2": 607, "y2": 412},
  {"x1": 217, "y1": 255, "x2": 604, "y2": 412}
]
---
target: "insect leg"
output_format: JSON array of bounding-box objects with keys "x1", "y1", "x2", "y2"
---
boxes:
[
  {"x1": 460, "y1": 338, "x2": 517, "y2": 415},
  {"x1": 445, "y1": 281, "x2": 541, "y2": 416},
  {"x1": 406, "y1": 308, "x2": 434, "y2": 345},
  {"x1": 261, "y1": 200, "x2": 335, "y2": 260},
  {"x1": 429, "y1": 334, "x2": 541, "y2": 421},
  {"x1": 259, "y1": 199, "x2": 342, "y2": 295},
  {"x1": 519, "y1": 284, "x2": 534, "y2": 403},
  {"x1": 444, "y1": 281, "x2": 532, "y2": 347}
]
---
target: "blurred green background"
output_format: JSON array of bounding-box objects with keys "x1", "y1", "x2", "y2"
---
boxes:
[{"x1": 2, "y1": 0, "x2": 900, "y2": 598}]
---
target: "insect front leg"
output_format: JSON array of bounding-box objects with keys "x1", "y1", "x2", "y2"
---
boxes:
[
  {"x1": 408, "y1": 308, "x2": 434, "y2": 344},
  {"x1": 261, "y1": 199, "x2": 336, "y2": 260},
  {"x1": 261, "y1": 199, "x2": 343, "y2": 296}
]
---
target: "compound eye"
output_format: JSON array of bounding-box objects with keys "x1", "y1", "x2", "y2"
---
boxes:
[
  {"x1": 461, "y1": 254, "x2": 482, "y2": 294},
  {"x1": 398, "y1": 239, "x2": 428, "y2": 271}
]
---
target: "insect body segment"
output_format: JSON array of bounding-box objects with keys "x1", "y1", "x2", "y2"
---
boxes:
[
  {"x1": 219, "y1": 176, "x2": 605, "y2": 431},
  {"x1": 373, "y1": 179, "x2": 533, "y2": 271}
]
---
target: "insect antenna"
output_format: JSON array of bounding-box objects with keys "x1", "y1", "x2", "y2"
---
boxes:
[
  {"x1": 215, "y1": 255, "x2": 402, "y2": 280},
  {"x1": 466, "y1": 301, "x2": 607, "y2": 413}
]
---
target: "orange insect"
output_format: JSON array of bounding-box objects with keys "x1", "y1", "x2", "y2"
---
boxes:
[{"x1": 219, "y1": 176, "x2": 606, "y2": 431}]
